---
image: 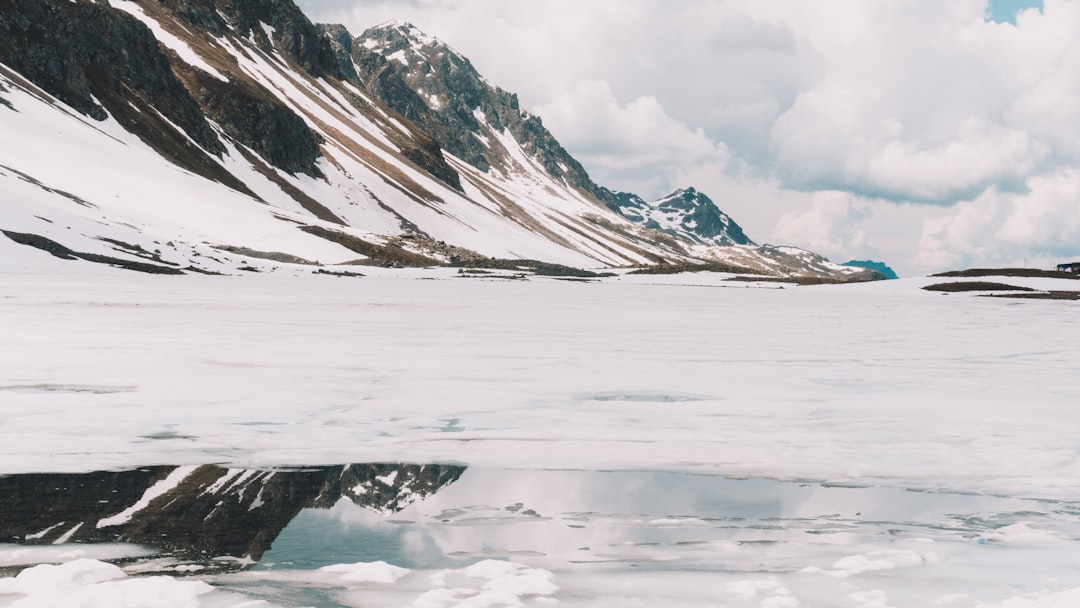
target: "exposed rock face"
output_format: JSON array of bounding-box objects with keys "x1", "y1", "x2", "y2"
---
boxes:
[
  {"x1": 0, "y1": 0, "x2": 331, "y2": 182},
  {"x1": 156, "y1": 0, "x2": 343, "y2": 77},
  {"x1": 142, "y1": 0, "x2": 334, "y2": 177},
  {"x1": 608, "y1": 187, "x2": 755, "y2": 247},
  {"x1": 0, "y1": 464, "x2": 465, "y2": 571},
  {"x1": 350, "y1": 22, "x2": 611, "y2": 203},
  {"x1": 0, "y1": 0, "x2": 240, "y2": 184},
  {"x1": 193, "y1": 71, "x2": 323, "y2": 177}
]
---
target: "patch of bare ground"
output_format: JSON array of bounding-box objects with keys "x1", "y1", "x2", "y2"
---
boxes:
[
  {"x1": 313, "y1": 269, "x2": 365, "y2": 278},
  {"x1": 724, "y1": 275, "x2": 854, "y2": 286},
  {"x1": 628, "y1": 261, "x2": 770, "y2": 276},
  {"x1": 923, "y1": 281, "x2": 1037, "y2": 293},
  {"x1": 451, "y1": 258, "x2": 615, "y2": 278},
  {"x1": 99, "y1": 238, "x2": 180, "y2": 267},
  {"x1": 214, "y1": 245, "x2": 318, "y2": 265},
  {"x1": 932, "y1": 268, "x2": 1080, "y2": 280},
  {"x1": 455, "y1": 269, "x2": 528, "y2": 281},
  {"x1": 232, "y1": 145, "x2": 345, "y2": 225},
  {"x1": 983, "y1": 291, "x2": 1080, "y2": 300},
  {"x1": 2, "y1": 230, "x2": 185, "y2": 275},
  {"x1": 390, "y1": 233, "x2": 487, "y2": 264},
  {"x1": 300, "y1": 225, "x2": 441, "y2": 267}
]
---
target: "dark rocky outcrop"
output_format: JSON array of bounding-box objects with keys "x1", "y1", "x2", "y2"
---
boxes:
[
  {"x1": 321, "y1": 22, "x2": 462, "y2": 191},
  {"x1": 153, "y1": 0, "x2": 344, "y2": 78},
  {"x1": 192, "y1": 70, "x2": 323, "y2": 177},
  {"x1": 2, "y1": 230, "x2": 186, "y2": 274},
  {"x1": 0, "y1": 0, "x2": 261, "y2": 191},
  {"x1": 0, "y1": 0, "x2": 333, "y2": 181},
  {"x1": 0, "y1": 0, "x2": 218, "y2": 147}
]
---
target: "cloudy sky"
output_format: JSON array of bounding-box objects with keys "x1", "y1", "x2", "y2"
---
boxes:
[{"x1": 293, "y1": 0, "x2": 1077, "y2": 276}]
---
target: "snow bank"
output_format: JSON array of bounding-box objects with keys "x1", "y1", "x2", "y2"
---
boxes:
[
  {"x1": 0, "y1": 558, "x2": 262, "y2": 608},
  {"x1": 0, "y1": 545, "x2": 152, "y2": 570},
  {"x1": 412, "y1": 560, "x2": 558, "y2": 608},
  {"x1": 320, "y1": 561, "x2": 409, "y2": 584}
]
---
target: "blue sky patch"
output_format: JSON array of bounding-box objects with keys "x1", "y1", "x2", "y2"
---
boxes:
[{"x1": 987, "y1": 0, "x2": 1043, "y2": 24}]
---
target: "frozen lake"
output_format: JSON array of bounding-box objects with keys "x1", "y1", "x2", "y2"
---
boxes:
[{"x1": 1, "y1": 269, "x2": 1079, "y2": 606}]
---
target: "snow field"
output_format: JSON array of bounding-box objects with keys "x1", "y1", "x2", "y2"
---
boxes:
[
  {"x1": 1, "y1": 270, "x2": 1079, "y2": 607},
  {"x1": 1, "y1": 271, "x2": 1078, "y2": 498}
]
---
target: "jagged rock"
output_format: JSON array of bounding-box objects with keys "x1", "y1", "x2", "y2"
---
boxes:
[
  {"x1": 193, "y1": 71, "x2": 323, "y2": 177},
  {"x1": 157, "y1": 0, "x2": 344, "y2": 78},
  {"x1": 607, "y1": 187, "x2": 755, "y2": 247},
  {"x1": 0, "y1": 0, "x2": 246, "y2": 188},
  {"x1": 319, "y1": 23, "x2": 360, "y2": 82},
  {"x1": 352, "y1": 21, "x2": 610, "y2": 203}
]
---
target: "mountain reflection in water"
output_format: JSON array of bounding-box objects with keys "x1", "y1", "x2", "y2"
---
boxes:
[
  {"x1": 4, "y1": 466, "x2": 1079, "y2": 584},
  {"x1": 0, "y1": 464, "x2": 465, "y2": 573}
]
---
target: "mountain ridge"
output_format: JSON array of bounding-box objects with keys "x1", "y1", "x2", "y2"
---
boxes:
[{"x1": 0, "y1": 0, "x2": 878, "y2": 282}]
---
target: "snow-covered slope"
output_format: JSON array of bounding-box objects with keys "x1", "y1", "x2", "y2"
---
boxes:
[{"x1": 0, "y1": 0, "x2": 875, "y2": 280}]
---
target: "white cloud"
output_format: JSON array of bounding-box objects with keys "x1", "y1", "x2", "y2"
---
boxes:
[
  {"x1": 533, "y1": 81, "x2": 730, "y2": 198},
  {"x1": 918, "y1": 168, "x2": 1080, "y2": 271},
  {"x1": 767, "y1": 0, "x2": 1079, "y2": 203},
  {"x1": 773, "y1": 191, "x2": 870, "y2": 256}
]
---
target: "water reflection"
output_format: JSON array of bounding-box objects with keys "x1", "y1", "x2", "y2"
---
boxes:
[
  {"x1": 259, "y1": 469, "x2": 1078, "y2": 574},
  {"x1": 0, "y1": 464, "x2": 464, "y2": 573},
  {"x1": 3, "y1": 466, "x2": 1077, "y2": 578},
  {"x1": 5, "y1": 467, "x2": 1080, "y2": 607}
]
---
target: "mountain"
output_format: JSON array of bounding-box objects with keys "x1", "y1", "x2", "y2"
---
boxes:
[
  {"x1": 843, "y1": 260, "x2": 898, "y2": 280},
  {"x1": 0, "y1": 0, "x2": 877, "y2": 282},
  {"x1": 0, "y1": 464, "x2": 465, "y2": 573},
  {"x1": 607, "y1": 187, "x2": 754, "y2": 247}
]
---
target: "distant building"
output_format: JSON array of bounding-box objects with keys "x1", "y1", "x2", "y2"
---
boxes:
[{"x1": 1057, "y1": 262, "x2": 1080, "y2": 274}]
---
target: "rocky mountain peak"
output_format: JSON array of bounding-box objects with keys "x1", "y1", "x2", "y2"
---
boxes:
[
  {"x1": 363, "y1": 20, "x2": 443, "y2": 54},
  {"x1": 609, "y1": 187, "x2": 755, "y2": 247},
  {"x1": 348, "y1": 21, "x2": 611, "y2": 202}
]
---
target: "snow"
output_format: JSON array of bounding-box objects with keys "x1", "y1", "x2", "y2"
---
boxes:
[
  {"x1": 0, "y1": 67, "x2": 361, "y2": 272},
  {"x1": 0, "y1": 271, "x2": 1079, "y2": 605},
  {"x1": 52, "y1": 524, "x2": 84, "y2": 545},
  {"x1": 319, "y1": 561, "x2": 409, "y2": 584},
  {"x1": 97, "y1": 466, "x2": 197, "y2": 528},
  {"x1": 259, "y1": 22, "x2": 276, "y2": 44},
  {"x1": 1, "y1": 275, "x2": 1077, "y2": 599},
  {"x1": 0, "y1": 271, "x2": 1071, "y2": 600},
  {"x1": 0, "y1": 558, "x2": 262, "y2": 608},
  {"x1": 106, "y1": 2, "x2": 229, "y2": 83},
  {"x1": 0, "y1": 546, "x2": 152, "y2": 569},
  {"x1": 0, "y1": 272, "x2": 1077, "y2": 499}
]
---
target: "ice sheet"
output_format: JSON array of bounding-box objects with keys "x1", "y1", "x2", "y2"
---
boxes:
[
  {"x1": 1, "y1": 271, "x2": 1079, "y2": 606},
  {"x1": 1, "y1": 272, "x2": 1078, "y2": 498}
]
